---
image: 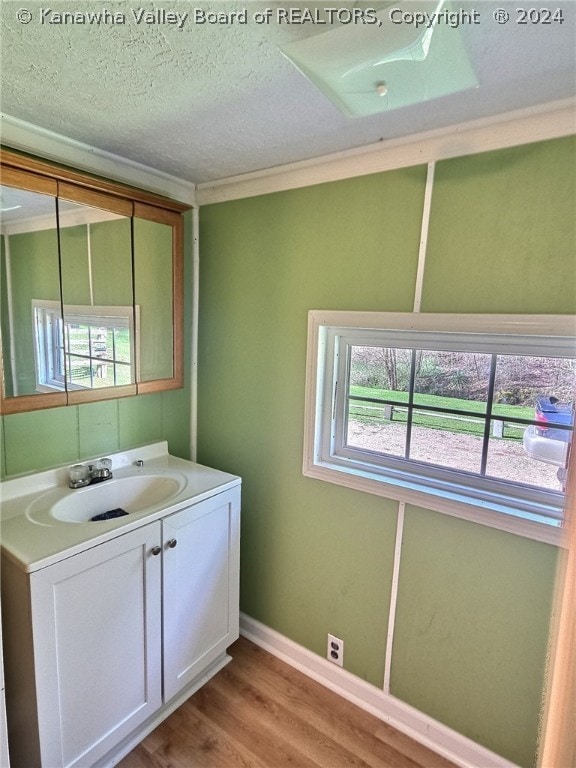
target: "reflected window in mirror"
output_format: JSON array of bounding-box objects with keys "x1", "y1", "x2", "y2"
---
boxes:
[{"x1": 33, "y1": 300, "x2": 139, "y2": 392}]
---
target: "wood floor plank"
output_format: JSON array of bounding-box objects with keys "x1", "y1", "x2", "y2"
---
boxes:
[
  {"x1": 208, "y1": 664, "x2": 376, "y2": 768},
  {"x1": 191, "y1": 677, "x2": 324, "y2": 768},
  {"x1": 121, "y1": 701, "x2": 283, "y2": 768},
  {"x1": 117, "y1": 637, "x2": 458, "y2": 768},
  {"x1": 116, "y1": 749, "x2": 159, "y2": 768},
  {"x1": 219, "y1": 652, "x2": 409, "y2": 768},
  {"x1": 128, "y1": 706, "x2": 269, "y2": 768},
  {"x1": 228, "y1": 638, "x2": 450, "y2": 768}
]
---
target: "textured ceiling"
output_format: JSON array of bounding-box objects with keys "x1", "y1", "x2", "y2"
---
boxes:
[{"x1": 1, "y1": 1, "x2": 575, "y2": 184}]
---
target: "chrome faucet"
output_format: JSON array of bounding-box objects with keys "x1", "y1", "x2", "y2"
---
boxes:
[{"x1": 69, "y1": 458, "x2": 113, "y2": 489}]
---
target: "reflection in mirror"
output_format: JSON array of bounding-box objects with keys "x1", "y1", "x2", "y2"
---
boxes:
[
  {"x1": 58, "y1": 200, "x2": 136, "y2": 395},
  {"x1": 0, "y1": 185, "x2": 61, "y2": 397},
  {"x1": 133, "y1": 214, "x2": 174, "y2": 382}
]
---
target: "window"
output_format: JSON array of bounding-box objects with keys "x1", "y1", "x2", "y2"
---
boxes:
[
  {"x1": 304, "y1": 312, "x2": 575, "y2": 539},
  {"x1": 33, "y1": 300, "x2": 138, "y2": 392}
]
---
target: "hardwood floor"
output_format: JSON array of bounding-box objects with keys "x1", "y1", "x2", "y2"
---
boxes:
[{"x1": 117, "y1": 637, "x2": 456, "y2": 768}]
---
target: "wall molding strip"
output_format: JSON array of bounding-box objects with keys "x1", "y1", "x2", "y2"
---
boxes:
[
  {"x1": 413, "y1": 161, "x2": 435, "y2": 313},
  {"x1": 86, "y1": 223, "x2": 95, "y2": 307},
  {"x1": 190, "y1": 207, "x2": 200, "y2": 462},
  {"x1": 0, "y1": 113, "x2": 197, "y2": 207},
  {"x1": 2, "y1": 236, "x2": 17, "y2": 395},
  {"x1": 197, "y1": 99, "x2": 575, "y2": 205},
  {"x1": 240, "y1": 613, "x2": 520, "y2": 768},
  {"x1": 383, "y1": 501, "x2": 405, "y2": 695}
]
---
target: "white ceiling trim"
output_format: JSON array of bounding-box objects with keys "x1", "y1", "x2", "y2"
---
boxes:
[
  {"x1": 196, "y1": 98, "x2": 576, "y2": 205},
  {"x1": 0, "y1": 113, "x2": 197, "y2": 207},
  {"x1": 2, "y1": 100, "x2": 573, "y2": 209}
]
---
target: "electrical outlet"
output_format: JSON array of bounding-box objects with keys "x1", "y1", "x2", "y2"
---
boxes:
[{"x1": 327, "y1": 633, "x2": 344, "y2": 667}]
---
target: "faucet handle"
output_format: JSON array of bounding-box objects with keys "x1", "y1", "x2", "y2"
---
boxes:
[
  {"x1": 69, "y1": 464, "x2": 90, "y2": 488},
  {"x1": 91, "y1": 457, "x2": 113, "y2": 481}
]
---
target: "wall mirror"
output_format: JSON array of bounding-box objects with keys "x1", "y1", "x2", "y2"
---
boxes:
[{"x1": 0, "y1": 150, "x2": 187, "y2": 414}]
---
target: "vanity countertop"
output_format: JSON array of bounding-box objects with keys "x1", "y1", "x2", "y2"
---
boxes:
[{"x1": 0, "y1": 442, "x2": 240, "y2": 573}]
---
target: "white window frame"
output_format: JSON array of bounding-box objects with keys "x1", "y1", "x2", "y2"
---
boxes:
[
  {"x1": 303, "y1": 311, "x2": 576, "y2": 545},
  {"x1": 32, "y1": 300, "x2": 140, "y2": 392}
]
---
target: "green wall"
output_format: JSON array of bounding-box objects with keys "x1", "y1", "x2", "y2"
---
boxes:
[
  {"x1": 422, "y1": 139, "x2": 576, "y2": 313},
  {"x1": 60, "y1": 219, "x2": 133, "y2": 306},
  {"x1": 392, "y1": 506, "x2": 558, "y2": 763},
  {"x1": 0, "y1": 210, "x2": 193, "y2": 477},
  {"x1": 134, "y1": 218, "x2": 174, "y2": 381},
  {"x1": 1, "y1": 227, "x2": 60, "y2": 396},
  {"x1": 197, "y1": 136, "x2": 575, "y2": 767}
]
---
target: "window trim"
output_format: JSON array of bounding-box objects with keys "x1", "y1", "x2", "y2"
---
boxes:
[{"x1": 303, "y1": 311, "x2": 576, "y2": 546}]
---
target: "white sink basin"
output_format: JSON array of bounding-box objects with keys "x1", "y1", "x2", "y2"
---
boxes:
[
  {"x1": 1, "y1": 443, "x2": 241, "y2": 573},
  {"x1": 47, "y1": 474, "x2": 185, "y2": 523}
]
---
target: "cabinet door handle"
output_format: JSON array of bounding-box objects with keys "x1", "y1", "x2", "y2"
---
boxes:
[
  {"x1": 167, "y1": 538, "x2": 178, "y2": 549},
  {"x1": 151, "y1": 546, "x2": 162, "y2": 556}
]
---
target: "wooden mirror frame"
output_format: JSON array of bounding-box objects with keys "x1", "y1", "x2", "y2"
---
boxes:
[{"x1": 0, "y1": 148, "x2": 189, "y2": 414}]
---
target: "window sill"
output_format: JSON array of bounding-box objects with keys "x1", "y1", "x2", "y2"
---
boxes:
[{"x1": 303, "y1": 459, "x2": 566, "y2": 547}]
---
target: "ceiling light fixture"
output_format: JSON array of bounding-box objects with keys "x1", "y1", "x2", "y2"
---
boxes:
[{"x1": 280, "y1": 0, "x2": 478, "y2": 118}]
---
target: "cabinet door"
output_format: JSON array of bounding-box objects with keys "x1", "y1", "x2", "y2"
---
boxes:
[
  {"x1": 163, "y1": 487, "x2": 240, "y2": 701},
  {"x1": 30, "y1": 523, "x2": 162, "y2": 768}
]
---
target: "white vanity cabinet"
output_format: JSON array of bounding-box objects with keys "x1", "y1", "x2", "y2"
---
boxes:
[{"x1": 1, "y1": 483, "x2": 240, "y2": 768}]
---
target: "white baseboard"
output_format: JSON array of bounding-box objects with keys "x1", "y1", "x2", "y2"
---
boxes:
[{"x1": 239, "y1": 613, "x2": 519, "y2": 768}]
